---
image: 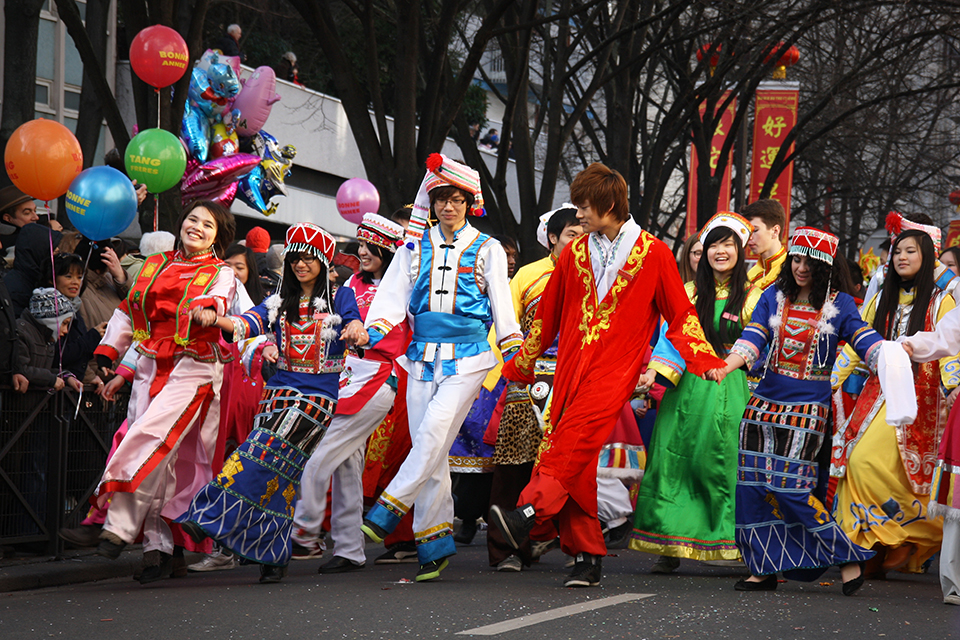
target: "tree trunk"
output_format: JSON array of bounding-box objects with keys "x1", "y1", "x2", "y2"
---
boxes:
[{"x1": 0, "y1": 0, "x2": 46, "y2": 189}]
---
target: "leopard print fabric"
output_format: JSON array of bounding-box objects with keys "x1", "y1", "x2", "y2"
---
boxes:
[{"x1": 493, "y1": 382, "x2": 543, "y2": 465}]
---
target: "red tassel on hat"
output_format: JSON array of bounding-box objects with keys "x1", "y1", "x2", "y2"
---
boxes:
[
  {"x1": 885, "y1": 211, "x2": 903, "y2": 235},
  {"x1": 426, "y1": 153, "x2": 443, "y2": 173}
]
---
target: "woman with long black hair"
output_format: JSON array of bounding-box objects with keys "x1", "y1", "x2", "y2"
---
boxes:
[
  {"x1": 180, "y1": 222, "x2": 366, "y2": 583},
  {"x1": 719, "y1": 227, "x2": 884, "y2": 595},
  {"x1": 832, "y1": 221, "x2": 958, "y2": 576},
  {"x1": 289, "y1": 213, "x2": 411, "y2": 574},
  {"x1": 631, "y1": 213, "x2": 760, "y2": 572}
]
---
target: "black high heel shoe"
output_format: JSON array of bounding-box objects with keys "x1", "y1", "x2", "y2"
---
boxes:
[
  {"x1": 734, "y1": 574, "x2": 778, "y2": 591},
  {"x1": 841, "y1": 562, "x2": 865, "y2": 596}
]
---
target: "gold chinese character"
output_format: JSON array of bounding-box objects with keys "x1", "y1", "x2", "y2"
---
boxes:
[
  {"x1": 756, "y1": 181, "x2": 779, "y2": 198},
  {"x1": 760, "y1": 146, "x2": 780, "y2": 169},
  {"x1": 714, "y1": 119, "x2": 726, "y2": 137},
  {"x1": 710, "y1": 146, "x2": 721, "y2": 169},
  {"x1": 762, "y1": 115, "x2": 787, "y2": 138}
]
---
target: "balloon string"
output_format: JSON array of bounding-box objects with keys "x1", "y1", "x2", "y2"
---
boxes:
[
  {"x1": 48, "y1": 227, "x2": 64, "y2": 384},
  {"x1": 155, "y1": 88, "x2": 161, "y2": 129},
  {"x1": 153, "y1": 197, "x2": 159, "y2": 232}
]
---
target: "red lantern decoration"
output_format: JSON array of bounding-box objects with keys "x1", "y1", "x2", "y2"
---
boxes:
[
  {"x1": 696, "y1": 43, "x2": 723, "y2": 68},
  {"x1": 764, "y1": 42, "x2": 800, "y2": 80},
  {"x1": 949, "y1": 189, "x2": 960, "y2": 211},
  {"x1": 129, "y1": 25, "x2": 189, "y2": 88}
]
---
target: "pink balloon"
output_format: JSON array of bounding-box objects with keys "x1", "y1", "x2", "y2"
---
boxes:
[
  {"x1": 232, "y1": 67, "x2": 281, "y2": 137},
  {"x1": 181, "y1": 180, "x2": 238, "y2": 208},
  {"x1": 181, "y1": 153, "x2": 261, "y2": 199},
  {"x1": 336, "y1": 178, "x2": 380, "y2": 224}
]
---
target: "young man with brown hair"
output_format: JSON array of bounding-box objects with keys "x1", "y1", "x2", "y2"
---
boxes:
[
  {"x1": 743, "y1": 198, "x2": 786, "y2": 291},
  {"x1": 489, "y1": 163, "x2": 727, "y2": 587}
]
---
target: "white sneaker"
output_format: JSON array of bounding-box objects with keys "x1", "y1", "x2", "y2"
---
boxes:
[
  {"x1": 944, "y1": 594, "x2": 960, "y2": 605},
  {"x1": 497, "y1": 555, "x2": 523, "y2": 572},
  {"x1": 187, "y1": 550, "x2": 236, "y2": 572}
]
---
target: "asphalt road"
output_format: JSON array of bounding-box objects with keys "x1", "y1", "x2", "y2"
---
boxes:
[{"x1": 1, "y1": 535, "x2": 955, "y2": 640}]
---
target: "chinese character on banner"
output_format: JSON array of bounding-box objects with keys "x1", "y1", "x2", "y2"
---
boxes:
[
  {"x1": 686, "y1": 92, "x2": 737, "y2": 239},
  {"x1": 945, "y1": 220, "x2": 960, "y2": 249}
]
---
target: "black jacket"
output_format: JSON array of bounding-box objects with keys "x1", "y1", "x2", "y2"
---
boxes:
[
  {"x1": 3, "y1": 223, "x2": 63, "y2": 317},
  {"x1": 16, "y1": 310, "x2": 58, "y2": 388}
]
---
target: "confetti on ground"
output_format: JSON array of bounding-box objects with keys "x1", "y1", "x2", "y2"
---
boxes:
[
  {"x1": 100, "y1": 619, "x2": 113, "y2": 622},
  {"x1": 869, "y1": 607, "x2": 879, "y2": 612},
  {"x1": 819, "y1": 581, "x2": 833, "y2": 586}
]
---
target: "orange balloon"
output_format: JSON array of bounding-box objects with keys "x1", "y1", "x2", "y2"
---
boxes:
[{"x1": 4, "y1": 119, "x2": 83, "y2": 201}]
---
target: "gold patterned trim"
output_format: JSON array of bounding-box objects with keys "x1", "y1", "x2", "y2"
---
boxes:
[{"x1": 572, "y1": 232, "x2": 654, "y2": 346}]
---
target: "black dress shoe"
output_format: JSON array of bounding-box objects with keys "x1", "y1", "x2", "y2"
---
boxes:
[
  {"x1": 96, "y1": 532, "x2": 127, "y2": 560},
  {"x1": 181, "y1": 521, "x2": 209, "y2": 544},
  {"x1": 734, "y1": 574, "x2": 778, "y2": 591},
  {"x1": 454, "y1": 519, "x2": 477, "y2": 544},
  {"x1": 258, "y1": 564, "x2": 288, "y2": 584},
  {"x1": 139, "y1": 551, "x2": 172, "y2": 585},
  {"x1": 319, "y1": 556, "x2": 365, "y2": 574},
  {"x1": 842, "y1": 575, "x2": 865, "y2": 596}
]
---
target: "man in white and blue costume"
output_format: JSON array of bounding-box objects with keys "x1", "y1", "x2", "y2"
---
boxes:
[{"x1": 361, "y1": 154, "x2": 523, "y2": 581}]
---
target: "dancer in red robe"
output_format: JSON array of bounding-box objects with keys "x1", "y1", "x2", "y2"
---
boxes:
[{"x1": 490, "y1": 163, "x2": 727, "y2": 587}]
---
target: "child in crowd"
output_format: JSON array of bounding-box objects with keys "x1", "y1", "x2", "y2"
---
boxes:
[{"x1": 16, "y1": 287, "x2": 80, "y2": 391}]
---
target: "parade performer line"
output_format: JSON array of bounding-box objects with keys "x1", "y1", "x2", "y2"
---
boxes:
[{"x1": 455, "y1": 593, "x2": 654, "y2": 636}]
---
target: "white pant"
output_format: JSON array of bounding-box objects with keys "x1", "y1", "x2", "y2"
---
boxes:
[
  {"x1": 942, "y1": 517, "x2": 960, "y2": 599},
  {"x1": 384, "y1": 368, "x2": 487, "y2": 541},
  {"x1": 597, "y1": 475, "x2": 633, "y2": 528},
  {"x1": 294, "y1": 383, "x2": 396, "y2": 562},
  {"x1": 104, "y1": 456, "x2": 176, "y2": 553}
]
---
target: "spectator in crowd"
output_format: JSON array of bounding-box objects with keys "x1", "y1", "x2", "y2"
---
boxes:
[
  {"x1": 16, "y1": 287, "x2": 79, "y2": 392},
  {"x1": 480, "y1": 128, "x2": 499, "y2": 149},
  {"x1": 678, "y1": 234, "x2": 703, "y2": 283},
  {"x1": 74, "y1": 238, "x2": 129, "y2": 338},
  {"x1": 51, "y1": 253, "x2": 106, "y2": 386},
  {"x1": 276, "y1": 51, "x2": 303, "y2": 86},
  {"x1": 0, "y1": 276, "x2": 27, "y2": 391},
  {"x1": 245, "y1": 226, "x2": 280, "y2": 294},
  {"x1": 494, "y1": 235, "x2": 519, "y2": 279},
  {"x1": 223, "y1": 244, "x2": 264, "y2": 305},
  {"x1": 4, "y1": 223, "x2": 62, "y2": 317},
  {"x1": 216, "y1": 24, "x2": 245, "y2": 62},
  {"x1": 0, "y1": 186, "x2": 39, "y2": 257},
  {"x1": 392, "y1": 206, "x2": 412, "y2": 228},
  {"x1": 468, "y1": 122, "x2": 481, "y2": 142},
  {"x1": 122, "y1": 231, "x2": 176, "y2": 282},
  {"x1": 264, "y1": 243, "x2": 284, "y2": 294}
]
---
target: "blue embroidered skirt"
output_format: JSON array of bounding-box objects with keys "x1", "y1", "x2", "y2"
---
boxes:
[
  {"x1": 735, "y1": 394, "x2": 874, "y2": 580},
  {"x1": 181, "y1": 387, "x2": 335, "y2": 566}
]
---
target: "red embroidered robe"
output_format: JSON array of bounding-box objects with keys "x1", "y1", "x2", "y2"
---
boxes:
[{"x1": 501, "y1": 231, "x2": 725, "y2": 514}]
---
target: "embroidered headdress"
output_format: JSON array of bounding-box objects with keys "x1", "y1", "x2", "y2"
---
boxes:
[
  {"x1": 885, "y1": 211, "x2": 941, "y2": 253},
  {"x1": 698, "y1": 211, "x2": 752, "y2": 247},
  {"x1": 537, "y1": 203, "x2": 577, "y2": 249},
  {"x1": 285, "y1": 222, "x2": 337, "y2": 267},
  {"x1": 357, "y1": 213, "x2": 405, "y2": 253},
  {"x1": 406, "y1": 153, "x2": 484, "y2": 247},
  {"x1": 788, "y1": 227, "x2": 839, "y2": 265}
]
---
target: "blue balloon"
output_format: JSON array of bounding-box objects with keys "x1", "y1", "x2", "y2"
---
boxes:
[
  {"x1": 237, "y1": 165, "x2": 276, "y2": 216},
  {"x1": 188, "y1": 67, "x2": 214, "y2": 117},
  {"x1": 65, "y1": 166, "x2": 138, "y2": 241},
  {"x1": 181, "y1": 106, "x2": 210, "y2": 163}
]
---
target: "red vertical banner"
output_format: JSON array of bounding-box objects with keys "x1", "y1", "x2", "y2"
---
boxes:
[
  {"x1": 748, "y1": 80, "x2": 799, "y2": 221},
  {"x1": 686, "y1": 92, "x2": 737, "y2": 239},
  {"x1": 945, "y1": 220, "x2": 960, "y2": 249}
]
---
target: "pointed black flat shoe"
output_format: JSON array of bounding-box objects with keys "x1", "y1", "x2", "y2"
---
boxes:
[{"x1": 734, "y1": 574, "x2": 778, "y2": 591}]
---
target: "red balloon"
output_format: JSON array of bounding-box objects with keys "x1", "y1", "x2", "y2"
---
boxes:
[{"x1": 130, "y1": 25, "x2": 189, "y2": 88}]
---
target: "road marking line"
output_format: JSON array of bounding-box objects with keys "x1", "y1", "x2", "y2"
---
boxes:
[{"x1": 456, "y1": 592, "x2": 655, "y2": 636}]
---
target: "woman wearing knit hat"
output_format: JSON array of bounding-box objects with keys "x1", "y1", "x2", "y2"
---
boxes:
[
  {"x1": 718, "y1": 227, "x2": 883, "y2": 595},
  {"x1": 179, "y1": 221, "x2": 366, "y2": 583},
  {"x1": 290, "y1": 213, "x2": 411, "y2": 574},
  {"x1": 360, "y1": 154, "x2": 523, "y2": 582},
  {"x1": 91, "y1": 201, "x2": 238, "y2": 585}
]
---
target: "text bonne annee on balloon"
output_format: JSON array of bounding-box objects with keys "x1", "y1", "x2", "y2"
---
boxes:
[
  {"x1": 66, "y1": 190, "x2": 90, "y2": 216},
  {"x1": 341, "y1": 200, "x2": 361, "y2": 214},
  {"x1": 159, "y1": 50, "x2": 188, "y2": 70},
  {"x1": 128, "y1": 155, "x2": 163, "y2": 176}
]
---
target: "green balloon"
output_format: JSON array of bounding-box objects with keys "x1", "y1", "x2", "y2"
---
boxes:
[{"x1": 124, "y1": 128, "x2": 187, "y2": 193}]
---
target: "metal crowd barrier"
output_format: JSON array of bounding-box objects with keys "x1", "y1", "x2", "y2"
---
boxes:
[{"x1": 0, "y1": 385, "x2": 128, "y2": 556}]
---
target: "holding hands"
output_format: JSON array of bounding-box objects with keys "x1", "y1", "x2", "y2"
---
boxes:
[{"x1": 340, "y1": 319, "x2": 369, "y2": 347}]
